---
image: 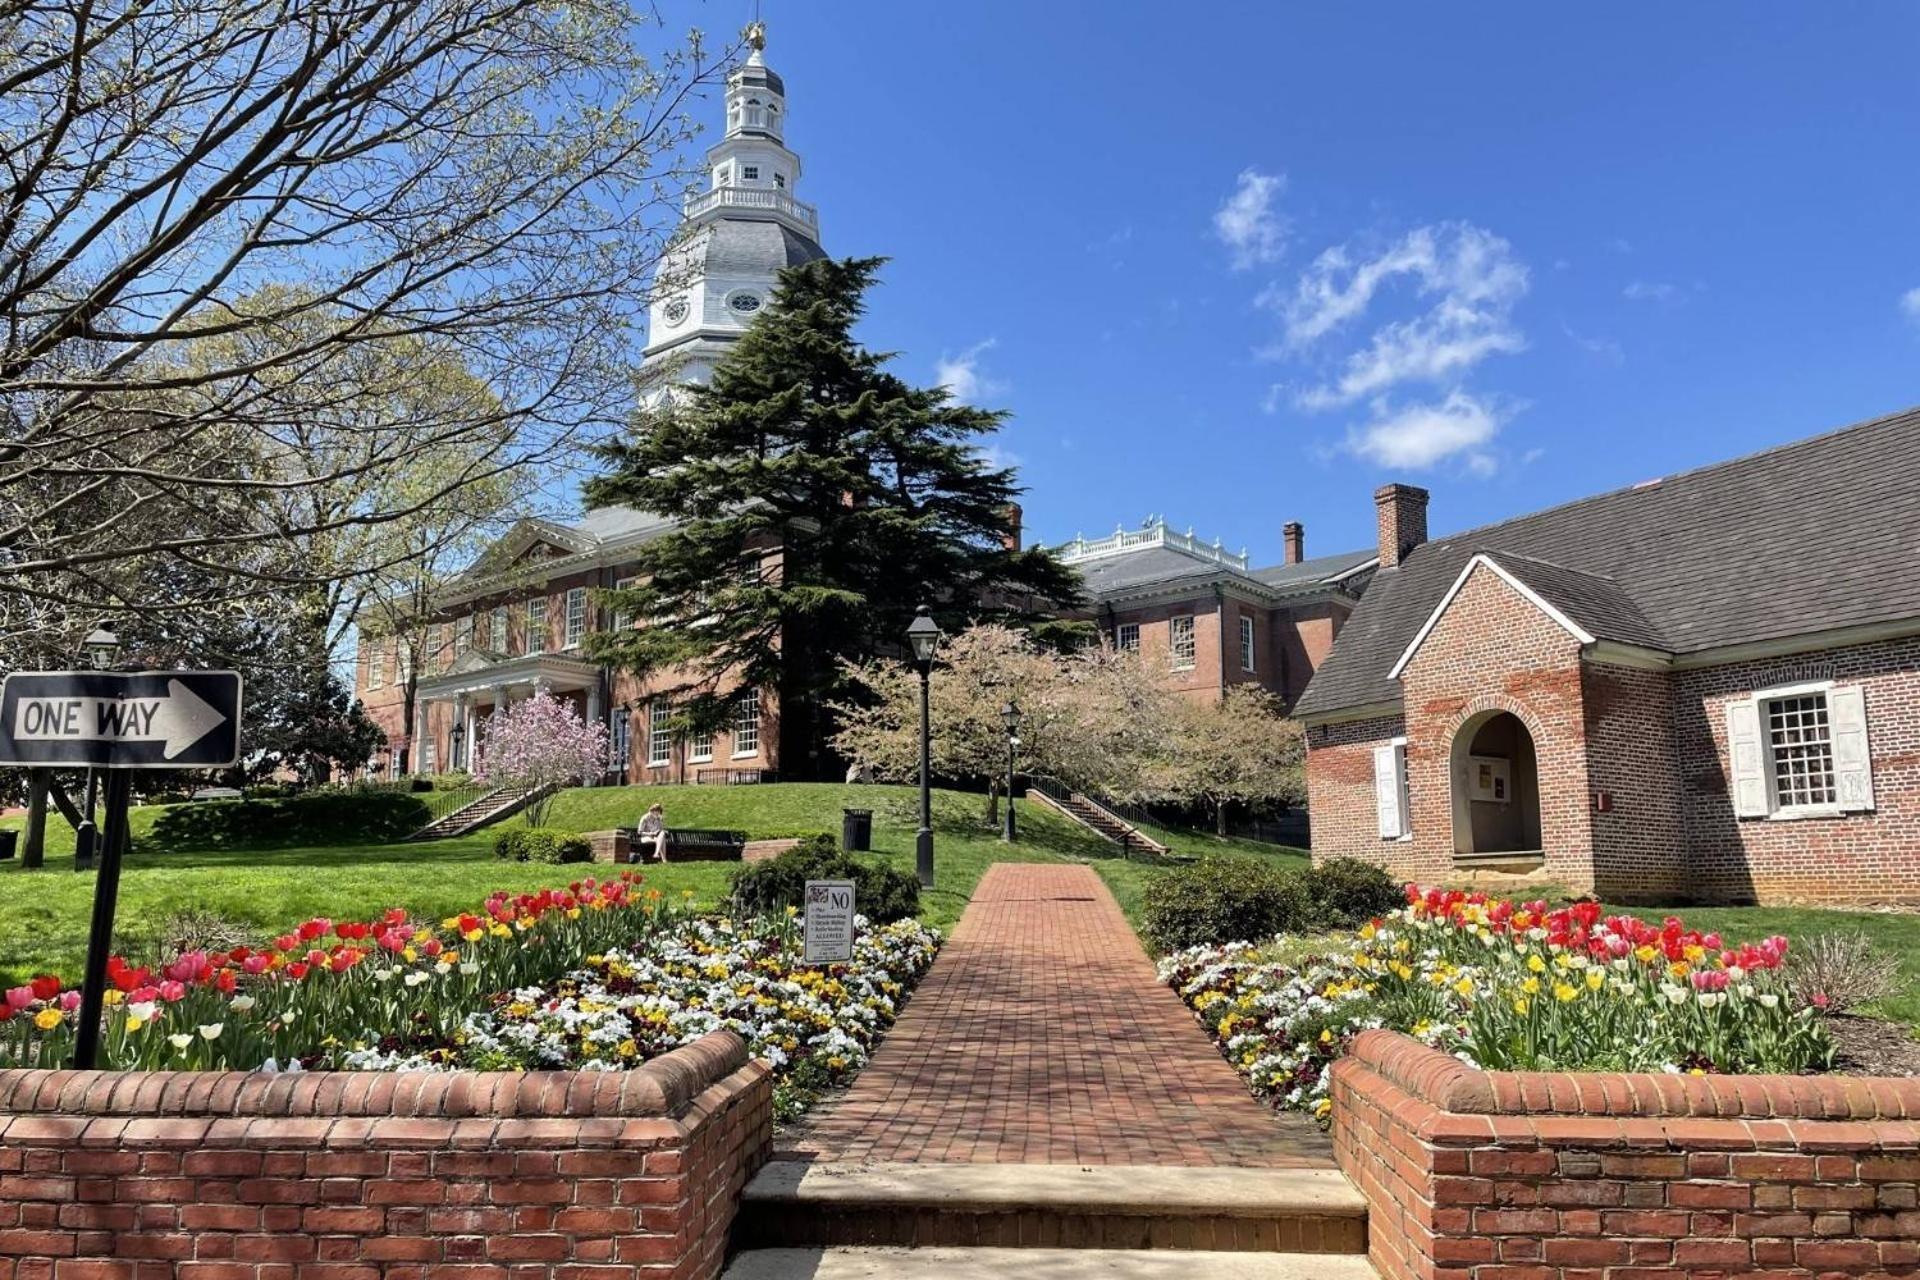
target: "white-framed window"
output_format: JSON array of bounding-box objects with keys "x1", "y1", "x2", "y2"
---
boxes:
[
  {"x1": 368, "y1": 647, "x2": 384, "y2": 689},
  {"x1": 525, "y1": 596, "x2": 547, "y2": 655},
  {"x1": 1373, "y1": 737, "x2": 1412, "y2": 840},
  {"x1": 610, "y1": 711, "x2": 631, "y2": 774},
  {"x1": 565, "y1": 587, "x2": 587, "y2": 649},
  {"x1": 742, "y1": 164, "x2": 760, "y2": 180},
  {"x1": 490, "y1": 605, "x2": 508, "y2": 654},
  {"x1": 421, "y1": 738, "x2": 436, "y2": 773},
  {"x1": 395, "y1": 646, "x2": 412, "y2": 686},
  {"x1": 1240, "y1": 615, "x2": 1256, "y2": 672},
  {"x1": 428, "y1": 623, "x2": 446, "y2": 671},
  {"x1": 1169, "y1": 615, "x2": 1196, "y2": 670},
  {"x1": 1726, "y1": 682, "x2": 1873, "y2": 818},
  {"x1": 454, "y1": 618, "x2": 471, "y2": 659},
  {"x1": 612, "y1": 576, "x2": 639, "y2": 631},
  {"x1": 732, "y1": 689, "x2": 761, "y2": 757},
  {"x1": 774, "y1": 172, "x2": 786, "y2": 189},
  {"x1": 1115, "y1": 622, "x2": 1140, "y2": 652},
  {"x1": 690, "y1": 725, "x2": 715, "y2": 763},
  {"x1": 647, "y1": 700, "x2": 672, "y2": 767}
]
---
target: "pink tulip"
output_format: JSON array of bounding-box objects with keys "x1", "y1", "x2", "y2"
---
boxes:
[
  {"x1": 59, "y1": 991, "x2": 81, "y2": 1011},
  {"x1": 157, "y1": 981, "x2": 187, "y2": 1003},
  {"x1": 4, "y1": 987, "x2": 33, "y2": 1012}
]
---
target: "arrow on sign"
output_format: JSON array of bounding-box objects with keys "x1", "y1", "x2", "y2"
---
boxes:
[{"x1": 11, "y1": 678, "x2": 230, "y2": 760}]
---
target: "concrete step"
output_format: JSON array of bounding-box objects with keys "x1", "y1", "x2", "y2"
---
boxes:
[
  {"x1": 734, "y1": 1162, "x2": 1367, "y2": 1253},
  {"x1": 722, "y1": 1247, "x2": 1379, "y2": 1279}
]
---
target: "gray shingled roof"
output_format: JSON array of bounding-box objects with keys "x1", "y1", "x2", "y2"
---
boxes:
[
  {"x1": 1075, "y1": 544, "x2": 1374, "y2": 601},
  {"x1": 1295, "y1": 404, "x2": 1920, "y2": 718}
]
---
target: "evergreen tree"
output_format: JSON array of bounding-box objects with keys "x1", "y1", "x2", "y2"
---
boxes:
[{"x1": 585, "y1": 257, "x2": 1083, "y2": 778}]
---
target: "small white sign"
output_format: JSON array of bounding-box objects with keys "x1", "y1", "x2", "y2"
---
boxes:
[{"x1": 803, "y1": 878, "x2": 856, "y2": 964}]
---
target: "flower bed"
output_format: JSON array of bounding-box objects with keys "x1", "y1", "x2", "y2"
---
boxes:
[
  {"x1": 345, "y1": 915, "x2": 942, "y2": 1119},
  {"x1": 1161, "y1": 885, "x2": 1833, "y2": 1123}
]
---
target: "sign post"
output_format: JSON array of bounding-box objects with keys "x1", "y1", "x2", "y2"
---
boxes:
[
  {"x1": 802, "y1": 878, "x2": 856, "y2": 965},
  {"x1": 0, "y1": 669, "x2": 243, "y2": 1068}
]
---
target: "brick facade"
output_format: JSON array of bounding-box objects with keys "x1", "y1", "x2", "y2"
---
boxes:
[
  {"x1": 1100, "y1": 594, "x2": 1354, "y2": 708},
  {"x1": 1306, "y1": 554, "x2": 1920, "y2": 904},
  {"x1": 1331, "y1": 1029, "x2": 1920, "y2": 1280},
  {"x1": 0, "y1": 1031, "x2": 771, "y2": 1280}
]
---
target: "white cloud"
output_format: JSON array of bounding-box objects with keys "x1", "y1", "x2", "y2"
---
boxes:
[
  {"x1": 935, "y1": 339, "x2": 1006, "y2": 404},
  {"x1": 1623, "y1": 280, "x2": 1682, "y2": 304},
  {"x1": 1562, "y1": 321, "x2": 1624, "y2": 365},
  {"x1": 1213, "y1": 169, "x2": 1288, "y2": 269},
  {"x1": 1344, "y1": 391, "x2": 1505, "y2": 472},
  {"x1": 1275, "y1": 222, "x2": 1528, "y2": 408},
  {"x1": 1901, "y1": 286, "x2": 1920, "y2": 323}
]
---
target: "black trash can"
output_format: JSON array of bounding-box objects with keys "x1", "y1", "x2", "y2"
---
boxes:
[
  {"x1": 0, "y1": 829, "x2": 15, "y2": 860},
  {"x1": 841, "y1": 808, "x2": 873, "y2": 852}
]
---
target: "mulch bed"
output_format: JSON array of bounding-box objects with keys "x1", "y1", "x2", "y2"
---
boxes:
[{"x1": 1826, "y1": 1013, "x2": 1920, "y2": 1077}]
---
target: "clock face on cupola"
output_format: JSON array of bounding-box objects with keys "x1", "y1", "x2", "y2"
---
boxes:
[{"x1": 637, "y1": 21, "x2": 826, "y2": 400}]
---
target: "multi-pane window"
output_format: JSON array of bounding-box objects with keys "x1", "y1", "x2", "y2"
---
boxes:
[
  {"x1": 1169, "y1": 616, "x2": 1197, "y2": 670},
  {"x1": 773, "y1": 172, "x2": 786, "y2": 189},
  {"x1": 647, "y1": 700, "x2": 672, "y2": 767},
  {"x1": 610, "y1": 712, "x2": 631, "y2": 774},
  {"x1": 565, "y1": 587, "x2": 587, "y2": 648},
  {"x1": 454, "y1": 622, "x2": 470, "y2": 659},
  {"x1": 421, "y1": 739, "x2": 436, "y2": 773},
  {"x1": 742, "y1": 164, "x2": 760, "y2": 180},
  {"x1": 428, "y1": 624, "x2": 446, "y2": 671},
  {"x1": 1766, "y1": 693, "x2": 1836, "y2": 808},
  {"x1": 525, "y1": 596, "x2": 547, "y2": 654},
  {"x1": 689, "y1": 725, "x2": 715, "y2": 763},
  {"x1": 395, "y1": 646, "x2": 411, "y2": 686},
  {"x1": 490, "y1": 606, "x2": 507, "y2": 654},
  {"x1": 612, "y1": 577, "x2": 638, "y2": 632},
  {"x1": 1115, "y1": 623, "x2": 1140, "y2": 652},
  {"x1": 733, "y1": 689, "x2": 761, "y2": 756},
  {"x1": 368, "y1": 648, "x2": 384, "y2": 689},
  {"x1": 1240, "y1": 616, "x2": 1256, "y2": 672}
]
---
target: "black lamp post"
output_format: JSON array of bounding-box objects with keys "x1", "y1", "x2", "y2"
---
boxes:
[
  {"x1": 72, "y1": 627, "x2": 127, "y2": 1070},
  {"x1": 450, "y1": 717, "x2": 467, "y2": 772},
  {"x1": 906, "y1": 604, "x2": 942, "y2": 887},
  {"x1": 1000, "y1": 699, "x2": 1021, "y2": 844}
]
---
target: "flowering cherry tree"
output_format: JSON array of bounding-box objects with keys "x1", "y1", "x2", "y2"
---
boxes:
[{"x1": 474, "y1": 690, "x2": 607, "y2": 825}]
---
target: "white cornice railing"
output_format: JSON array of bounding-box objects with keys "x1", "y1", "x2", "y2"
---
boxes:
[
  {"x1": 1056, "y1": 520, "x2": 1249, "y2": 570},
  {"x1": 685, "y1": 186, "x2": 818, "y2": 229}
]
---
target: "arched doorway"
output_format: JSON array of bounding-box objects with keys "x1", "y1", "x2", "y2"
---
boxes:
[{"x1": 1450, "y1": 710, "x2": 1543, "y2": 859}]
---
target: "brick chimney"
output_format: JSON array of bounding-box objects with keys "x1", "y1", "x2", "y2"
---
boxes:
[
  {"x1": 1001, "y1": 503, "x2": 1023, "y2": 552},
  {"x1": 1374, "y1": 483, "x2": 1429, "y2": 568},
  {"x1": 1282, "y1": 521, "x2": 1305, "y2": 565}
]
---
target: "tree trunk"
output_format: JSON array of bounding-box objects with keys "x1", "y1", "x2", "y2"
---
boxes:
[
  {"x1": 21, "y1": 769, "x2": 48, "y2": 869},
  {"x1": 984, "y1": 778, "x2": 1000, "y2": 826},
  {"x1": 1215, "y1": 799, "x2": 1229, "y2": 837}
]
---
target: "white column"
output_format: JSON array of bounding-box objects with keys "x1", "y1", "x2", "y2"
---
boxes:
[{"x1": 455, "y1": 693, "x2": 472, "y2": 771}]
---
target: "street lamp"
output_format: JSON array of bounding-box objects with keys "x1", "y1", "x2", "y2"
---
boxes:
[
  {"x1": 906, "y1": 604, "x2": 942, "y2": 887},
  {"x1": 450, "y1": 718, "x2": 467, "y2": 772},
  {"x1": 84, "y1": 628, "x2": 121, "y2": 671},
  {"x1": 1000, "y1": 699, "x2": 1021, "y2": 843}
]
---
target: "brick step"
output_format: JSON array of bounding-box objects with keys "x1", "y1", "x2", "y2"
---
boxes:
[
  {"x1": 733, "y1": 1162, "x2": 1368, "y2": 1253},
  {"x1": 722, "y1": 1247, "x2": 1379, "y2": 1279}
]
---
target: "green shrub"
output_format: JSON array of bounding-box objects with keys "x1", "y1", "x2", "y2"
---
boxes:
[
  {"x1": 1141, "y1": 857, "x2": 1311, "y2": 953},
  {"x1": 494, "y1": 827, "x2": 591, "y2": 864},
  {"x1": 147, "y1": 790, "x2": 429, "y2": 851},
  {"x1": 729, "y1": 833, "x2": 920, "y2": 924},
  {"x1": 1302, "y1": 857, "x2": 1403, "y2": 927}
]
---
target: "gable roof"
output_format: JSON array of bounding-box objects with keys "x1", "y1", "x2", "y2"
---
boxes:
[{"x1": 1295, "y1": 404, "x2": 1920, "y2": 719}]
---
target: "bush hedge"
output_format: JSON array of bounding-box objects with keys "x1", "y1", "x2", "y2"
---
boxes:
[
  {"x1": 147, "y1": 790, "x2": 430, "y2": 851},
  {"x1": 1141, "y1": 855, "x2": 1403, "y2": 953},
  {"x1": 729, "y1": 834, "x2": 920, "y2": 924},
  {"x1": 493, "y1": 827, "x2": 593, "y2": 864}
]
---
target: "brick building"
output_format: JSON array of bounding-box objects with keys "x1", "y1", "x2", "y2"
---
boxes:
[
  {"x1": 1058, "y1": 517, "x2": 1375, "y2": 705},
  {"x1": 1295, "y1": 404, "x2": 1920, "y2": 906}
]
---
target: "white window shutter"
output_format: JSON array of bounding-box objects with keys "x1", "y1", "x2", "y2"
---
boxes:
[
  {"x1": 1829, "y1": 685, "x2": 1875, "y2": 812},
  {"x1": 1373, "y1": 744, "x2": 1405, "y2": 840},
  {"x1": 1724, "y1": 698, "x2": 1770, "y2": 818}
]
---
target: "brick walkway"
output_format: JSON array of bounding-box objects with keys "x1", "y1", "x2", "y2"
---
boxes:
[{"x1": 780, "y1": 863, "x2": 1333, "y2": 1167}]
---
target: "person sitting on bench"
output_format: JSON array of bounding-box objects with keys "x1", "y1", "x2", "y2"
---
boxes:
[{"x1": 634, "y1": 803, "x2": 668, "y2": 863}]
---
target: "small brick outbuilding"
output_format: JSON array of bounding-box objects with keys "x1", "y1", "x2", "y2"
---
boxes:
[{"x1": 1295, "y1": 405, "x2": 1920, "y2": 906}]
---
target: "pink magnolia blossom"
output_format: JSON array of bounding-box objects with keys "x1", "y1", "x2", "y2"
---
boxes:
[{"x1": 472, "y1": 690, "x2": 608, "y2": 825}]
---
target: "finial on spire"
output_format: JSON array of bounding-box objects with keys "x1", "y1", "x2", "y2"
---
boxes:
[{"x1": 744, "y1": 19, "x2": 766, "y2": 54}]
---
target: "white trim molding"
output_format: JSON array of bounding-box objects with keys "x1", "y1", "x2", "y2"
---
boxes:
[{"x1": 1386, "y1": 553, "x2": 1597, "y2": 681}]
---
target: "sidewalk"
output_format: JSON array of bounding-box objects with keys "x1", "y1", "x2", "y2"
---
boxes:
[{"x1": 781, "y1": 863, "x2": 1332, "y2": 1167}]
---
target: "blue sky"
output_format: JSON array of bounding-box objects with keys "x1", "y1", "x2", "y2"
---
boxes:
[{"x1": 704, "y1": 2, "x2": 1919, "y2": 565}]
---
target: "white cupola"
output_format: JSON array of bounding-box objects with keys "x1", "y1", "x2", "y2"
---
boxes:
[{"x1": 639, "y1": 22, "x2": 827, "y2": 398}]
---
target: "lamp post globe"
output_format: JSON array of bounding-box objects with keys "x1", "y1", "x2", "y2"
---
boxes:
[
  {"x1": 906, "y1": 605, "x2": 942, "y2": 887},
  {"x1": 84, "y1": 628, "x2": 121, "y2": 672},
  {"x1": 1000, "y1": 699, "x2": 1021, "y2": 843}
]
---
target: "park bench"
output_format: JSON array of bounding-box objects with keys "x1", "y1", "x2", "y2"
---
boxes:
[{"x1": 624, "y1": 826, "x2": 749, "y2": 862}]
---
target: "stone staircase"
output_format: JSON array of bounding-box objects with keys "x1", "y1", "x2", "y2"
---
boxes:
[
  {"x1": 405, "y1": 784, "x2": 551, "y2": 841},
  {"x1": 722, "y1": 1162, "x2": 1373, "y2": 1278},
  {"x1": 1027, "y1": 784, "x2": 1172, "y2": 856}
]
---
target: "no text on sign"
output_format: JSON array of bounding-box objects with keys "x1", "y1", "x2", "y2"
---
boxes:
[
  {"x1": 802, "y1": 878, "x2": 856, "y2": 964},
  {"x1": 0, "y1": 670, "x2": 243, "y2": 769}
]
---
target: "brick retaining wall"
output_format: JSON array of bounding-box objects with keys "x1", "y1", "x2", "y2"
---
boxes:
[
  {"x1": 0, "y1": 1031, "x2": 771, "y2": 1280},
  {"x1": 1331, "y1": 1028, "x2": 1920, "y2": 1279}
]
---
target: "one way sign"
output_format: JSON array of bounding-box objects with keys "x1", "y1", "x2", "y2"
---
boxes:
[{"x1": 0, "y1": 671, "x2": 243, "y2": 769}]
